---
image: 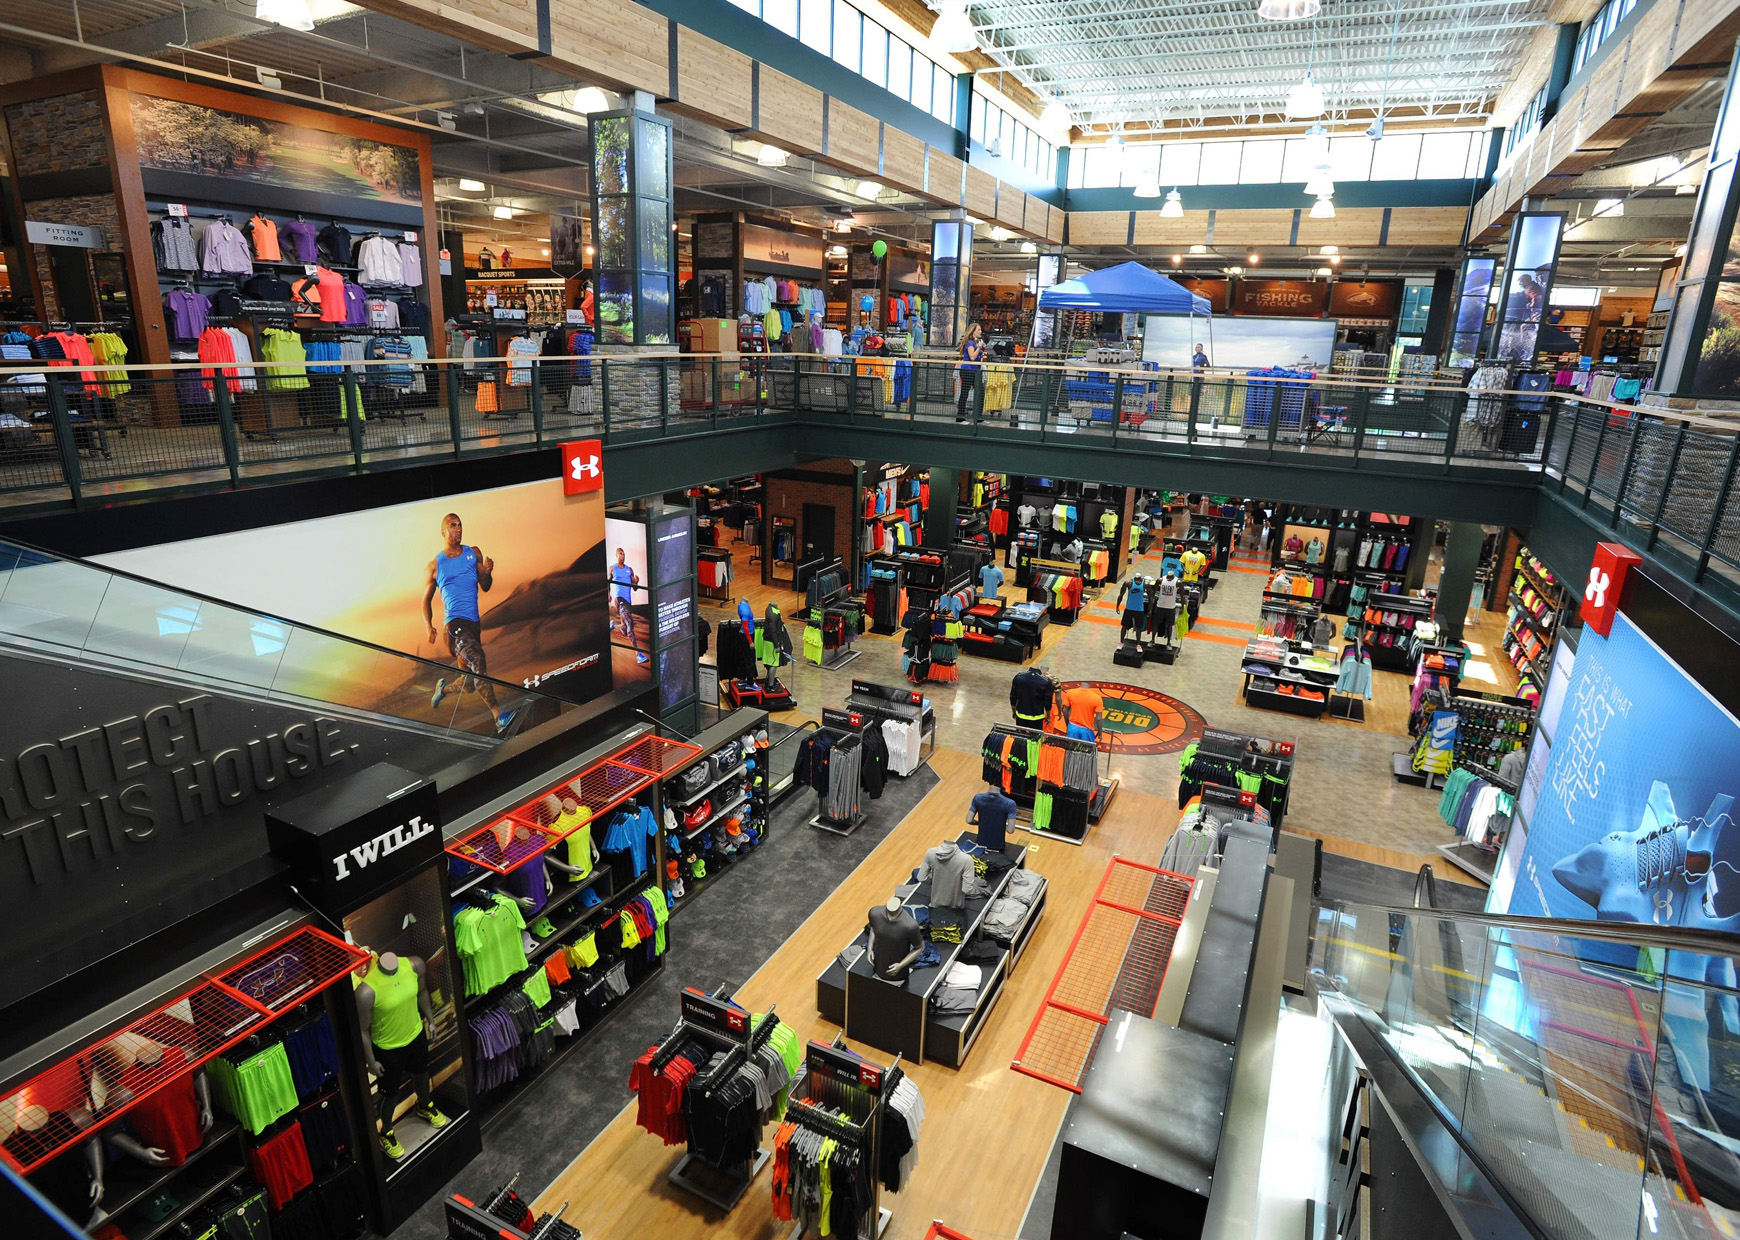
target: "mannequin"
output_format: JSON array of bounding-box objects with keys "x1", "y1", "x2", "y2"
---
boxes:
[
  {"x1": 865, "y1": 898, "x2": 924, "y2": 981},
  {"x1": 355, "y1": 951, "x2": 447, "y2": 1159},
  {"x1": 1115, "y1": 575, "x2": 1152, "y2": 643},
  {"x1": 540, "y1": 792, "x2": 599, "y2": 884},
  {"x1": 1150, "y1": 571, "x2": 1180, "y2": 648},
  {"x1": 917, "y1": 840, "x2": 978, "y2": 909},
  {"x1": 4, "y1": 1103, "x2": 101, "y2": 1225},
  {"x1": 968, "y1": 787, "x2": 1018, "y2": 852}
]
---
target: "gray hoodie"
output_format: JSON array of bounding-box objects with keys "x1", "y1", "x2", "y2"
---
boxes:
[{"x1": 919, "y1": 842, "x2": 975, "y2": 909}]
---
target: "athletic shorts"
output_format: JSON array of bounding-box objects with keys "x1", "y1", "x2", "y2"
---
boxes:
[
  {"x1": 1121, "y1": 608, "x2": 1145, "y2": 629},
  {"x1": 374, "y1": 1027, "x2": 430, "y2": 1093},
  {"x1": 445, "y1": 617, "x2": 487, "y2": 674},
  {"x1": 245, "y1": 1120, "x2": 313, "y2": 1210}
]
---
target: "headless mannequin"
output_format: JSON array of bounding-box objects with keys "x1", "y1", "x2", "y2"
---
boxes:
[
  {"x1": 538, "y1": 792, "x2": 600, "y2": 883},
  {"x1": 1150, "y1": 570, "x2": 1180, "y2": 648},
  {"x1": 355, "y1": 951, "x2": 440, "y2": 1156},
  {"x1": 1115, "y1": 575, "x2": 1152, "y2": 643},
  {"x1": 865, "y1": 897, "x2": 924, "y2": 981},
  {"x1": 7, "y1": 1104, "x2": 102, "y2": 1226}
]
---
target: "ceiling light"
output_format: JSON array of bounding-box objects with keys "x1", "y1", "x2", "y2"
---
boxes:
[
  {"x1": 542, "y1": 247, "x2": 551, "y2": 256},
  {"x1": 584, "y1": 245, "x2": 595, "y2": 257},
  {"x1": 830, "y1": 243, "x2": 848, "y2": 256},
  {"x1": 1286, "y1": 75, "x2": 1324, "y2": 120},
  {"x1": 931, "y1": 0, "x2": 977, "y2": 53},
  {"x1": 457, "y1": 178, "x2": 486, "y2": 193},
  {"x1": 1317, "y1": 266, "x2": 1332, "y2": 276},
  {"x1": 1304, "y1": 165, "x2": 1334, "y2": 197},
  {"x1": 1248, "y1": 252, "x2": 1260, "y2": 265},
  {"x1": 1367, "y1": 115, "x2": 1385, "y2": 141},
  {"x1": 1190, "y1": 243, "x2": 1207, "y2": 254},
  {"x1": 564, "y1": 87, "x2": 613, "y2": 113},
  {"x1": 1040, "y1": 99, "x2": 1070, "y2": 131},
  {"x1": 1159, "y1": 187, "x2": 1183, "y2": 216},
  {"x1": 758, "y1": 144, "x2": 789, "y2": 168},
  {"x1": 1020, "y1": 240, "x2": 1038, "y2": 254},
  {"x1": 1310, "y1": 195, "x2": 1335, "y2": 219},
  {"x1": 1227, "y1": 266, "x2": 1244, "y2": 275},
  {"x1": 1320, "y1": 245, "x2": 1337, "y2": 254},
  {"x1": 1171, "y1": 254, "x2": 1183, "y2": 265},
  {"x1": 1677, "y1": 183, "x2": 1696, "y2": 195},
  {"x1": 1105, "y1": 134, "x2": 1124, "y2": 155},
  {"x1": 257, "y1": 67, "x2": 285, "y2": 91},
  {"x1": 465, "y1": 102, "x2": 486, "y2": 116},
  {"x1": 835, "y1": 219, "x2": 852, "y2": 233},
  {"x1": 493, "y1": 205, "x2": 515, "y2": 219},
  {"x1": 1594, "y1": 197, "x2": 1624, "y2": 218},
  {"x1": 856, "y1": 180, "x2": 883, "y2": 199},
  {"x1": 1639, "y1": 156, "x2": 1680, "y2": 185},
  {"x1": 990, "y1": 226, "x2": 1013, "y2": 241},
  {"x1": 1133, "y1": 175, "x2": 1162, "y2": 200},
  {"x1": 1329, "y1": 253, "x2": 1341, "y2": 264},
  {"x1": 1257, "y1": 0, "x2": 1321, "y2": 18},
  {"x1": 256, "y1": 0, "x2": 316, "y2": 31},
  {"x1": 1301, "y1": 123, "x2": 1330, "y2": 165}
]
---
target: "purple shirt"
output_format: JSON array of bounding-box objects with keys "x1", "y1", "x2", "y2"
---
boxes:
[
  {"x1": 165, "y1": 289, "x2": 211, "y2": 340},
  {"x1": 343, "y1": 282, "x2": 369, "y2": 326},
  {"x1": 280, "y1": 220, "x2": 318, "y2": 263},
  {"x1": 199, "y1": 222, "x2": 254, "y2": 275}
]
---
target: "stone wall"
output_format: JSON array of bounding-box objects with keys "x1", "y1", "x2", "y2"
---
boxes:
[
  {"x1": 5, "y1": 91, "x2": 107, "y2": 175},
  {"x1": 766, "y1": 459, "x2": 857, "y2": 571},
  {"x1": 21, "y1": 195, "x2": 122, "y2": 323}
]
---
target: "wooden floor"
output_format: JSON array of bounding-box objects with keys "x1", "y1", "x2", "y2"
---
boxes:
[{"x1": 535, "y1": 749, "x2": 1180, "y2": 1240}]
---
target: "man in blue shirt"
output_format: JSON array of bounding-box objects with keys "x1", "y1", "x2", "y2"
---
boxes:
[
  {"x1": 611, "y1": 548, "x2": 649, "y2": 665},
  {"x1": 424, "y1": 512, "x2": 515, "y2": 730},
  {"x1": 969, "y1": 789, "x2": 1018, "y2": 852}
]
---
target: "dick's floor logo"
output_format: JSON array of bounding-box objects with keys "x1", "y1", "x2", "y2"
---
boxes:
[{"x1": 332, "y1": 813, "x2": 436, "y2": 882}]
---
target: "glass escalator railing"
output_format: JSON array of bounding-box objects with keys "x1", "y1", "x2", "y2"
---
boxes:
[
  {"x1": 1312, "y1": 904, "x2": 1740, "y2": 1240},
  {"x1": 0, "y1": 538, "x2": 575, "y2": 746}
]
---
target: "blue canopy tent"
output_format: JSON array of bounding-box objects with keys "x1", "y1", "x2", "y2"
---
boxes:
[{"x1": 1034, "y1": 262, "x2": 1213, "y2": 426}]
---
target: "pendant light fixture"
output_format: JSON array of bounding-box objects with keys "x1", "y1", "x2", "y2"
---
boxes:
[
  {"x1": 1159, "y1": 187, "x2": 1184, "y2": 216},
  {"x1": 1257, "y1": 0, "x2": 1321, "y2": 18},
  {"x1": 758, "y1": 144, "x2": 789, "y2": 167},
  {"x1": 1309, "y1": 195, "x2": 1335, "y2": 219},
  {"x1": 1134, "y1": 171, "x2": 1163, "y2": 199},
  {"x1": 1304, "y1": 164, "x2": 1334, "y2": 197},
  {"x1": 1040, "y1": 98, "x2": 1070, "y2": 132},
  {"x1": 1285, "y1": 12, "x2": 1324, "y2": 119},
  {"x1": 932, "y1": 0, "x2": 977, "y2": 54},
  {"x1": 256, "y1": 0, "x2": 316, "y2": 30}
]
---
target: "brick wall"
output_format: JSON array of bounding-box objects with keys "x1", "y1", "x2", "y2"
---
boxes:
[
  {"x1": 766, "y1": 459, "x2": 858, "y2": 578},
  {"x1": 5, "y1": 92, "x2": 108, "y2": 175},
  {"x1": 20, "y1": 195, "x2": 123, "y2": 322}
]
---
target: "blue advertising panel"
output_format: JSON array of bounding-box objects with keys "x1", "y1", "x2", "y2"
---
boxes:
[{"x1": 1505, "y1": 611, "x2": 1740, "y2": 939}]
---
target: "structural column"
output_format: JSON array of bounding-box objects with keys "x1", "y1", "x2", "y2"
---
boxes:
[
  {"x1": 929, "y1": 218, "x2": 973, "y2": 350},
  {"x1": 588, "y1": 99, "x2": 675, "y2": 347},
  {"x1": 1653, "y1": 53, "x2": 1740, "y2": 402},
  {"x1": 924, "y1": 468, "x2": 958, "y2": 550},
  {"x1": 1435, "y1": 521, "x2": 1486, "y2": 644},
  {"x1": 1490, "y1": 209, "x2": 1566, "y2": 364}
]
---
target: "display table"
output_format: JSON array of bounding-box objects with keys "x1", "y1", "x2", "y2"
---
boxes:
[
  {"x1": 816, "y1": 832, "x2": 1045, "y2": 1066},
  {"x1": 1238, "y1": 636, "x2": 1336, "y2": 718}
]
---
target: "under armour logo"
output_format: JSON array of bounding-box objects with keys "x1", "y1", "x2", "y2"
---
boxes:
[
  {"x1": 570, "y1": 454, "x2": 600, "y2": 480},
  {"x1": 560, "y1": 438, "x2": 604, "y2": 493},
  {"x1": 1585, "y1": 566, "x2": 1609, "y2": 608}
]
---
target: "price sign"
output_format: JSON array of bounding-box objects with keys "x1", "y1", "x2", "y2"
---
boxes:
[
  {"x1": 566, "y1": 308, "x2": 586, "y2": 324},
  {"x1": 166, "y1": 203, "x2": 188, "y2": 217},
  {"x1": 484, "y1": 290, "x2": 498, "y2": 308},
  {"x1": 403, "y1": 230, "x2": 418, "y2": 242}
]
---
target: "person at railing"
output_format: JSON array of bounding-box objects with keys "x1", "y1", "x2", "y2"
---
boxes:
[
  {"x1": 957, "y1": 322, "x2": 986, "y2": 423},
  {"x1": 1192, "y1": 342, "x2": 1210, "y2": 369}
]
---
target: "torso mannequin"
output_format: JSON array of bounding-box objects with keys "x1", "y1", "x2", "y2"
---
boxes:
[
  {"x1": 540, "y1": 792, "x2": 599, "y2": 882},
  {"x1": 866, "y1": 898, "x2": 924, "y2": 980}
]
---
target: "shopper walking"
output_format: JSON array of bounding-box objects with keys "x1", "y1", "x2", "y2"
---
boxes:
[{"x1": 956, "y1": 323, "x2": 985, "y2": 423}]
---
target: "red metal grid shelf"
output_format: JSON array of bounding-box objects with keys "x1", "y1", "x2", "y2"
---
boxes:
[
  {"x1": 1, "y1": 927, "x2": 367, "y2": 1175},
  {"x1": 448, "y1": 814, "x2": 562, "y2": 874},
  {"x1": 444, "y1": 733, "x2": 698, "y2": 875},
  {"x1": 1012, "y1": 858, "x2": 1194, "y2": 1094},
  {"x1": 609, "y1": 733, "x2": 701, "y2": 776}
]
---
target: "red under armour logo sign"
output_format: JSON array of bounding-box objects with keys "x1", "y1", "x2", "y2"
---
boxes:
[
  {"x1": 560, "y1": 439, "x2": 603, "y2": 494},
  {"x1": 1580, "y1": 541, "x2": 1641, "y2": 637}
]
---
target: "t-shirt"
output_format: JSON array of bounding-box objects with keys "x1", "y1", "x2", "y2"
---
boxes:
[
  {"x1": 1099, "y1": 510, "x2": 1118, "y2": 538},
  {"x1": 866, "y1": 906, "x2": 924, "y2": 978},
  {"x1": 1181, "y1": 549, "x2": 1207, "y2": 582},
  {"x1": 610, "y1": 563, "x2": 636, "y2": 603},
  {"x1": 979, "y1": 563, "x2": 1005, "y2": 599},
  {"x1": 1062, "y1": 686, "x2": 1104, "y2": 730},
  {"x1": 1154, "y1": 576, "x2": 1179, "y2": 608},
  {"x1": 1016, "y1": 503, "x2": 1038, "y2": 528},
  {"x1": 1122, "y1": 577, "x2": 1147, "y2": 612},
  {"x1": 555, "y1": 807, "x2": 594, "y2": 879},
  {"x1": 119, "y1": 1048, "x2": 203, "y2": 1165},
  {"x1": 969, "y1": 790, "x2": 1018, "y2": 851}
]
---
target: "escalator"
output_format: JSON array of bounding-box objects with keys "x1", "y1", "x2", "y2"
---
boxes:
[{"x1": 1309, "y1": 900, "x2": 1740, "y2": 1240}]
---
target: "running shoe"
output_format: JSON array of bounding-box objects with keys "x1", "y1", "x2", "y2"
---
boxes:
[
  {"x1": 495, "y1": 707, "x2": 519, "y2": 732},
  {"x1": 431, "y1": 678, "x2": 448, "y2": 709},
  {"x1": 380, "y1": 1130, "x2": 407, "y2": 1159},
  {"x1": 636, "y1": 652, "x2": 649, "y2": 664},
  {"x1": 418, "y1": 1102, "x2": 450, "y2": 1129}
]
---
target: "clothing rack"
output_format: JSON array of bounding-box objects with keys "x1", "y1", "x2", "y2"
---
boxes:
[
  {"x1": 844, "y1": 680, "x2": 934, "y2": 776},
  {"x1": 1182, "y1": 727, "x2": 1296, "y2": 823},
  {"x1": 988, "y1": 721, "x2": 1118, "y2": 838},
  {"x1": 808, "y1": 710, "x2": 870, "y2": 837},
  {"x1": 778, "y1": 1038, "x2": 900, "y2": 1240},
  {"x1": 661, "y1": 987, "x2": 780, "y2": 1210}
]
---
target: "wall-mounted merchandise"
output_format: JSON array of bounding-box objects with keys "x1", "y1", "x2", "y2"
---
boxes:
[{"x1": 1503, "y1": 544, "x2": 1569, "y2": 701}]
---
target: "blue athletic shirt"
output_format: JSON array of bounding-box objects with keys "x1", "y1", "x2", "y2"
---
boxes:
[
  {"x1": 436, "y1": 545, "x2": 481, "y2": 623},
  {"x1": 1125, "y1": 578, "x2": 1147, "y2": 612},
  {"x1": 610, "y1": 563, "x2": 636, "y2": 603}
]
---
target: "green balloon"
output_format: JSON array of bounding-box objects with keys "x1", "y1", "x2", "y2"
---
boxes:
[{"x1": 872, "y1": 240, "x2": 888, "y2": 260}]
